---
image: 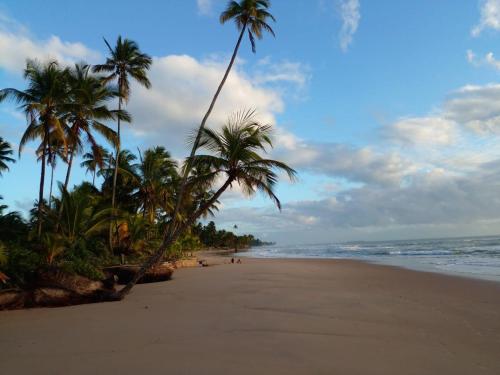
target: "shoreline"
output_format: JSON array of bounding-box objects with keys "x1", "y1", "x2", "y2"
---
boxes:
[
  {"x1": 208, "y1": 252, "x2": 500, "y2": 287},
  {"x1": 234, "y1": 248, "x2": 500, "y2": 284},
  {"x1": 2, "y1": 257, "x2": 500, "y2": 374}
]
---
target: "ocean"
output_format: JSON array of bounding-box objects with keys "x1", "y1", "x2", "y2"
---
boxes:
[{"x1": 243, "y1": 235, "x2": 500, "y2": 282}]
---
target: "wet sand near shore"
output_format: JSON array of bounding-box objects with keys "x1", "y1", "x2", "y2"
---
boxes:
[{"x1": 1, "y1": 258, "x2": 500, "y2": 374}]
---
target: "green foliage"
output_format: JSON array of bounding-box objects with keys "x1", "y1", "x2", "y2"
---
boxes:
[
  {"x1": 0, "y1": 137, "x2": 15, "y2": 175},
  {"x1": 41, "y1": 233, "x2": 65, "y2": 265},
  {"x1": 59, "y1": 256, "x2": 105, "y2": 281},
  {"x1": 220, "y1": 0, "x2": 276, "y2": 53},
  {"x1": 193, "y1": 221, "x2": 270, "y2": 249},
  {"x1": 167, "y1": 232, "x2": 203, "y2": 260},
  {"x1": 0, "y1": 242, "x2": 7, "y2": 267},
  {"x1": 0, "y1": 26, "x2": 295, "y2": 293},
  {"x1": 0, "y1": 197, "x2": 29, "y2": 244},
  {"x1": 3, "y1": 245, "x2": 42, "y2": 287}
]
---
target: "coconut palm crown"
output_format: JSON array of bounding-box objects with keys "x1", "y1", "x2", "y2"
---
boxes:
[
  {"x1": 220, "y1": 0, "x2": 276, "y2": 53},
  {"x1": 93, "y1": 36, "x2": 152, "y2": 102},
  {"x1": 0, "y1": 137, "x2": 15, "y2": 176},
  {"x1": 0, "y1": 59, "x2": 70, "y2": 236},
  {"x1": 93, "y1": 36, "x2": 152, "y2": 252},
  {"x1": 189, "y1": 109, "x2": 296, "y2": 212}
]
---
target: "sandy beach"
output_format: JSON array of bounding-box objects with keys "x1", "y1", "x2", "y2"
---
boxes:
[{"x1": 1, "y1": 258, "x2": 500, "y2": 374}]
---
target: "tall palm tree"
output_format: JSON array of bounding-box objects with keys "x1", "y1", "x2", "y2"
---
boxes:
[
  {"x1": 92, "y1": 36, "x2": 151, "y2": 250},
  {"x1": 168, "y1": 0, "x2": 276, "y2": 248},
  {"x1": 56, "y1": 64, "x2": 122, "y2": 227},
  {"x1": 0, "y1": 60, "x2": 69, "y2": 236},
  {"x1": 115, "y1": 110, "x2": 296, "y2": 299},
  {"x1": 80, "y1": 145, "x2": 109, "y2": 187},
  {"x1": 0, "y1": 137, "x2": 15, "y2": 176}
]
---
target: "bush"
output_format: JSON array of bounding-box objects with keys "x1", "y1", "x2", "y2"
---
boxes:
[
  {"x1": 2, "y1": 245, "x2": 42, "y2": 288},
  {"x1": 59, "y1": 258, "x2": 105, "y2": 281}
]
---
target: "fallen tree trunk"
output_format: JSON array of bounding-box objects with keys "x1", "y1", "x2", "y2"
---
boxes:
[
  {"x1": 104, "y1": 263, "x2": 174, "y2": 285},
  {"x1": 0, "y1": 268, "x2": 117, "y2": 311}
]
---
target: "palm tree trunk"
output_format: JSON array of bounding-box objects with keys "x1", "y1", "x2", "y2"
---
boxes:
[
  {"x1": 192, "y1": 23, "x2": 247, "y2": 152},
  {"x1": 48, "y1": 162, "x2": 55, "y2": 209},
  {"x1": 168, "y1": 23, "x2": 247, "y2": 231},
  {"x1": 115, "y1": 177, "x2": 234, "y2": 299},
  {"x1": 63, "y1": 151, "x2": 75, "y2": 193},
  {"x1": 114, "y1": 24, "x2": 248, "y2": 299},
  {"x1": 92, "y1": 169, "x2": 96, "y2": 187},
  {"x1": 109, "y1": 96, "x2": 122, "y2": 254},
  {"x1": 55, "y1": 147, "x2": 75, "y2": 231},
  {"x1": 37, "y1": 141, "x2": 47, "y2": 238}
]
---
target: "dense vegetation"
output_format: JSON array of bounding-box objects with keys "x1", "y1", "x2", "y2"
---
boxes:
[
  {"x1": 0, "y1": 0, "x2": 293, "y2": 299},
  {"x1": 194, "y1": 221, "x2": 274, "y2": 250}
]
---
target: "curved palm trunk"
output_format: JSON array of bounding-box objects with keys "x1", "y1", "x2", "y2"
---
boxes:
[
  {"x1": 114, "y1": 23, "x2": 248, "y2": 298},
  {"x1": 48, "y1": 162, "x2": 55, "y2": 209},
  {"x1": 37, "y1": 142, "x2": 47, "y2": 238},
  {"x1": 170, "y1": 23, "x2": 247, "y2": 234},
  {"x1": 109, "y1": 97, "x2": 122, "y2": 254},
  {"x1": 115, "y1": 177, "x2": 234, "y2": 299},
  {"x1": 62, "y1": 152, "x2": 75, "y2": 195},
  {"x1": 92, "y1": 169, "x2": 96, "y2": 187}
]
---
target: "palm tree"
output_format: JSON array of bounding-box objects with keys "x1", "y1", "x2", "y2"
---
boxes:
[
  {"x1": 168, "y1": 0, "x2": 276, "y2": 249},
  {"x1": 115, "y1": 110, "x2": 296, "y2": 299},
  {"x1": 100, "y1": 149, "x2": 140, "y2": 247},
  {"x1": 37, "y1": 134, "x2": 66, "y2": 209},
  {"x1": 56, "y1": 64, "x2": 122, "y2": 227},
  {"x1": 80, "y1": 145, "x2": 109, "y2": 187},
  {"x1": 0, "y1": 137, "x2": 15, "y2": 176},
  {"x1": 136, "y1": 146, "x2": 178, "y2": 225},
  {"x1": 92, "y1": 36, "x2": 151, "y2": 250},
  {"x1": 191, "y1": 0, "x2": 276, "y2": 150},
  {"x1": 0, "y1": 60, "x2": 69, "y2": 236}
]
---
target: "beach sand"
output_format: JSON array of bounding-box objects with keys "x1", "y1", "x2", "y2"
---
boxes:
[{"x1": 1, "y1": 258, "x2": 500, "y2": 374}]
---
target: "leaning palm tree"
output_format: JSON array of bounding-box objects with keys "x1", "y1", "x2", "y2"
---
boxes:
[
  {"x1": 56, "y1": 64, "x2": 122, "y2": 227},
  {"x1": 115, "y1": 110, "x2": 296, "y2": 298},
  {"x1": 0, "y1": 60, "x2": 69, "y2": 236},
  {"x1": 198, "y1": 0, "x2": 275, "y2": 140},
  {"x1": 190, "y1": 0, "x2": 275, "y2": 150},
  {"x1": 0, "y1": 137, "x2": 15, "y2": 176},
  {"x1": 168, "y1": 0, "x2": 276, "y2": 252},
  {"x1": 92, "y1": 36, "x2": 151, "y2": 250}
]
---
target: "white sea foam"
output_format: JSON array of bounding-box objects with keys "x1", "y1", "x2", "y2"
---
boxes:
[{"x1": 243, "y1": 236, "x2": 500, "y2": 282}]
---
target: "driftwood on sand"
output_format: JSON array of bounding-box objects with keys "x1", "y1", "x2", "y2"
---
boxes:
[
  {"x1": 0, "y1": 268, "x2": 116, "y2": 310},
  {"x1": 0, "y1": 263, "x2": 175, "y2": 310},
  {"x1": 104, "y1": 263, "x2": 174, "y2": 285}
]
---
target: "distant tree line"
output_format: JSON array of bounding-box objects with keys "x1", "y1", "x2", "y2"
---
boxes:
[{"x1": 193, "y1": 221, "x2": 274, "y2": 250}]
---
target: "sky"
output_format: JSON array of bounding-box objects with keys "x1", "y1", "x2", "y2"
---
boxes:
[{"x1": 2, "y1": 0, "x2": 500, "y2": 244}]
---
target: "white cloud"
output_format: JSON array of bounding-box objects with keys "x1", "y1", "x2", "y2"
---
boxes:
[
  {"x1": 385, "y1": 83, "x2": 500, "y2": 138},
  {"x1": 0, "y1": 14, "x2": 100, "y2": 74},
  {"x1": 213, "y1": 158, "x2": 500, "y2": 243},
  {"x1": 472, "y1": 0, "x2": 500, "y2": 37},
  {"x1": 385, "y1": 117, "x2": 459, "y2": 146},
  {"x1": 444, "y1": 83, "x2": 500, "y2": 134},
  {"x1": 127, "y1": 55, "x2": 285, "y2": 150},
  {"x1": 254, "y1": 58, "x2": 311, "y2": 88},
  {"x1": 275, "y1": 139, "x2": 418, "y2": 187},
  {"x1": 467, "y1": 49, "x2": 477, "y2": 64},
  {"x1": 339, "y1": 0, "x2": 361, "y2": 52},
  {"x1": 466, "y1": 49, "x2": 500, "y2": 70},
  {"x1": 197, "y1": 0, "x2": 213, "y2": 16}
]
